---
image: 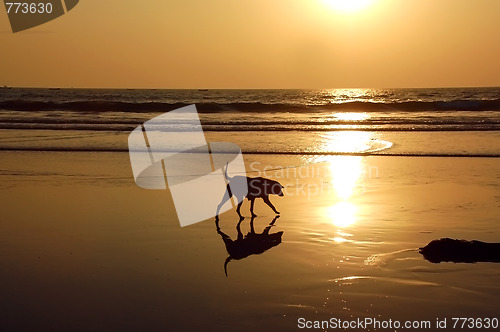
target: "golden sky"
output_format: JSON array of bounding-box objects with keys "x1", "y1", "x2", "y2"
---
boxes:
[{"x1": 1, "y1": 0, "x2": 499, "y2": 88}]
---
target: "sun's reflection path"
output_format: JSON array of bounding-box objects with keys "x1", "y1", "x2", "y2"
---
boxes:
[
  {"x1": 322, "y1": 132, "x2": 372, "y2": 242},
  {"x1": 321, "y1": 131, "x2": 373, "y2": 153},
  {"x1": 329, "y1": 201, "x2": 357, "y2": 228},
  {"x1": 329, "y1": 156, "x2": 363, "y2": 199},
  {"x1": 333, "y1": 112, "x2": 369, "y2": 122}
]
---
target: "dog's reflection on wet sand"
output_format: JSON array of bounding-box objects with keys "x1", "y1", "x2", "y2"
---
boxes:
[{"x1": 216, "y1": 215, "x2": 283, "y2": 277}]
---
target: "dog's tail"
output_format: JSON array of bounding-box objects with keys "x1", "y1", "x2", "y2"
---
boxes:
[
  {"x1": 224, "y1": 162, "x2": 232, "y2": 180},
  {"x1": 224, "y1": 256, "x2": 232, "y2": 277}
]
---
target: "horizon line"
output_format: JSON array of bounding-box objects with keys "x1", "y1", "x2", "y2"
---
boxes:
[{"x1": 3, "y1": 85, "x2": 500, "y2": 90}]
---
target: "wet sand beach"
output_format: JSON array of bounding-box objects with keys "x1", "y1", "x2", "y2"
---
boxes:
[{"x1": 1, "y1": 151, "x2": 499, "y2": 331}]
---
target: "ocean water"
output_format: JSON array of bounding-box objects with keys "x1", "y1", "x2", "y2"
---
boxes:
[{"x1": 1, "y1": 87, "x2": 500, "y2": 156}]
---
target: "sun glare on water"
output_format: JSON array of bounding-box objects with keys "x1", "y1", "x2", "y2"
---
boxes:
[
  {"x1": 323, "y1": 0, "x2": 375, "y2": 12},
  {"x1": 334, "y1": 112, "x2": 368, "y2": 121},
  {"x1": 328, "y1": 201, "x2": 357, "y2": 228}
]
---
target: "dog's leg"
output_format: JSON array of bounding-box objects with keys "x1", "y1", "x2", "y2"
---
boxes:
[
  {"x1": 236, "y1": 217, "x2": 244, "y2": 240},
  {"x1": 215, "y1": 217, "x2": 221, "y2": 232},
  {"x1": 263, "y1": 215, "x2": 280, "y2": 234},
  {"x1": 250, "y1": 198, "x2": 257, "y2": 217},
  {"x1": 236, "y1": 201, "x2": 244, "y2": 218},
  {"x1": 269, "y1": 215, "x2": 280, "y2": 226},
  {"x1": 216, "y1": 184, "x2": 233, "y2": 219},
  {"x1": 263, "y1": 196, "x2": 280, "y2": 214},
  {"x1": 250, "y1": 215, "x2": 256, "y2": 234}
]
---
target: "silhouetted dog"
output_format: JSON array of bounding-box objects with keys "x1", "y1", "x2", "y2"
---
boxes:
[{"x1": 216, "y1": 164, "x2": 284, "y2": 219}]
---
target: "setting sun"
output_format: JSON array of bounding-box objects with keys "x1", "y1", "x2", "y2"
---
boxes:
[{"x1": 323, "y1": 0, "x2": 375, "y2": 12}]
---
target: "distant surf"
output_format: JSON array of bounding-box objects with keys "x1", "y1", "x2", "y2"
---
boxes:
[
  {"x1": 2, "y1": 99, "x2": 500, "y2": 113},
  {"x1": 0, "y1": 88, "x2": 499, "y2": 156}
]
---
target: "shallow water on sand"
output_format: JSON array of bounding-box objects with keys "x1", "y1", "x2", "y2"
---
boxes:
[
  {"x1": 1, "y1": 152, "x2": 499, "y2": 331},
  {"x1": 2, "y1": 129, "x2": 500, "y2": 157}
]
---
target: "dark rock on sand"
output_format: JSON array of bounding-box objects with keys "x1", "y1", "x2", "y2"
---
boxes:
[{"x1": 419, "y1": 238, "x2": 500, "y2": 263}]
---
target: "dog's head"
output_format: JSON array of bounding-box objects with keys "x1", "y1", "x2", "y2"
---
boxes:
[{"x1": 271, "y1": 182, "x2": 285, "y2": 197}]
